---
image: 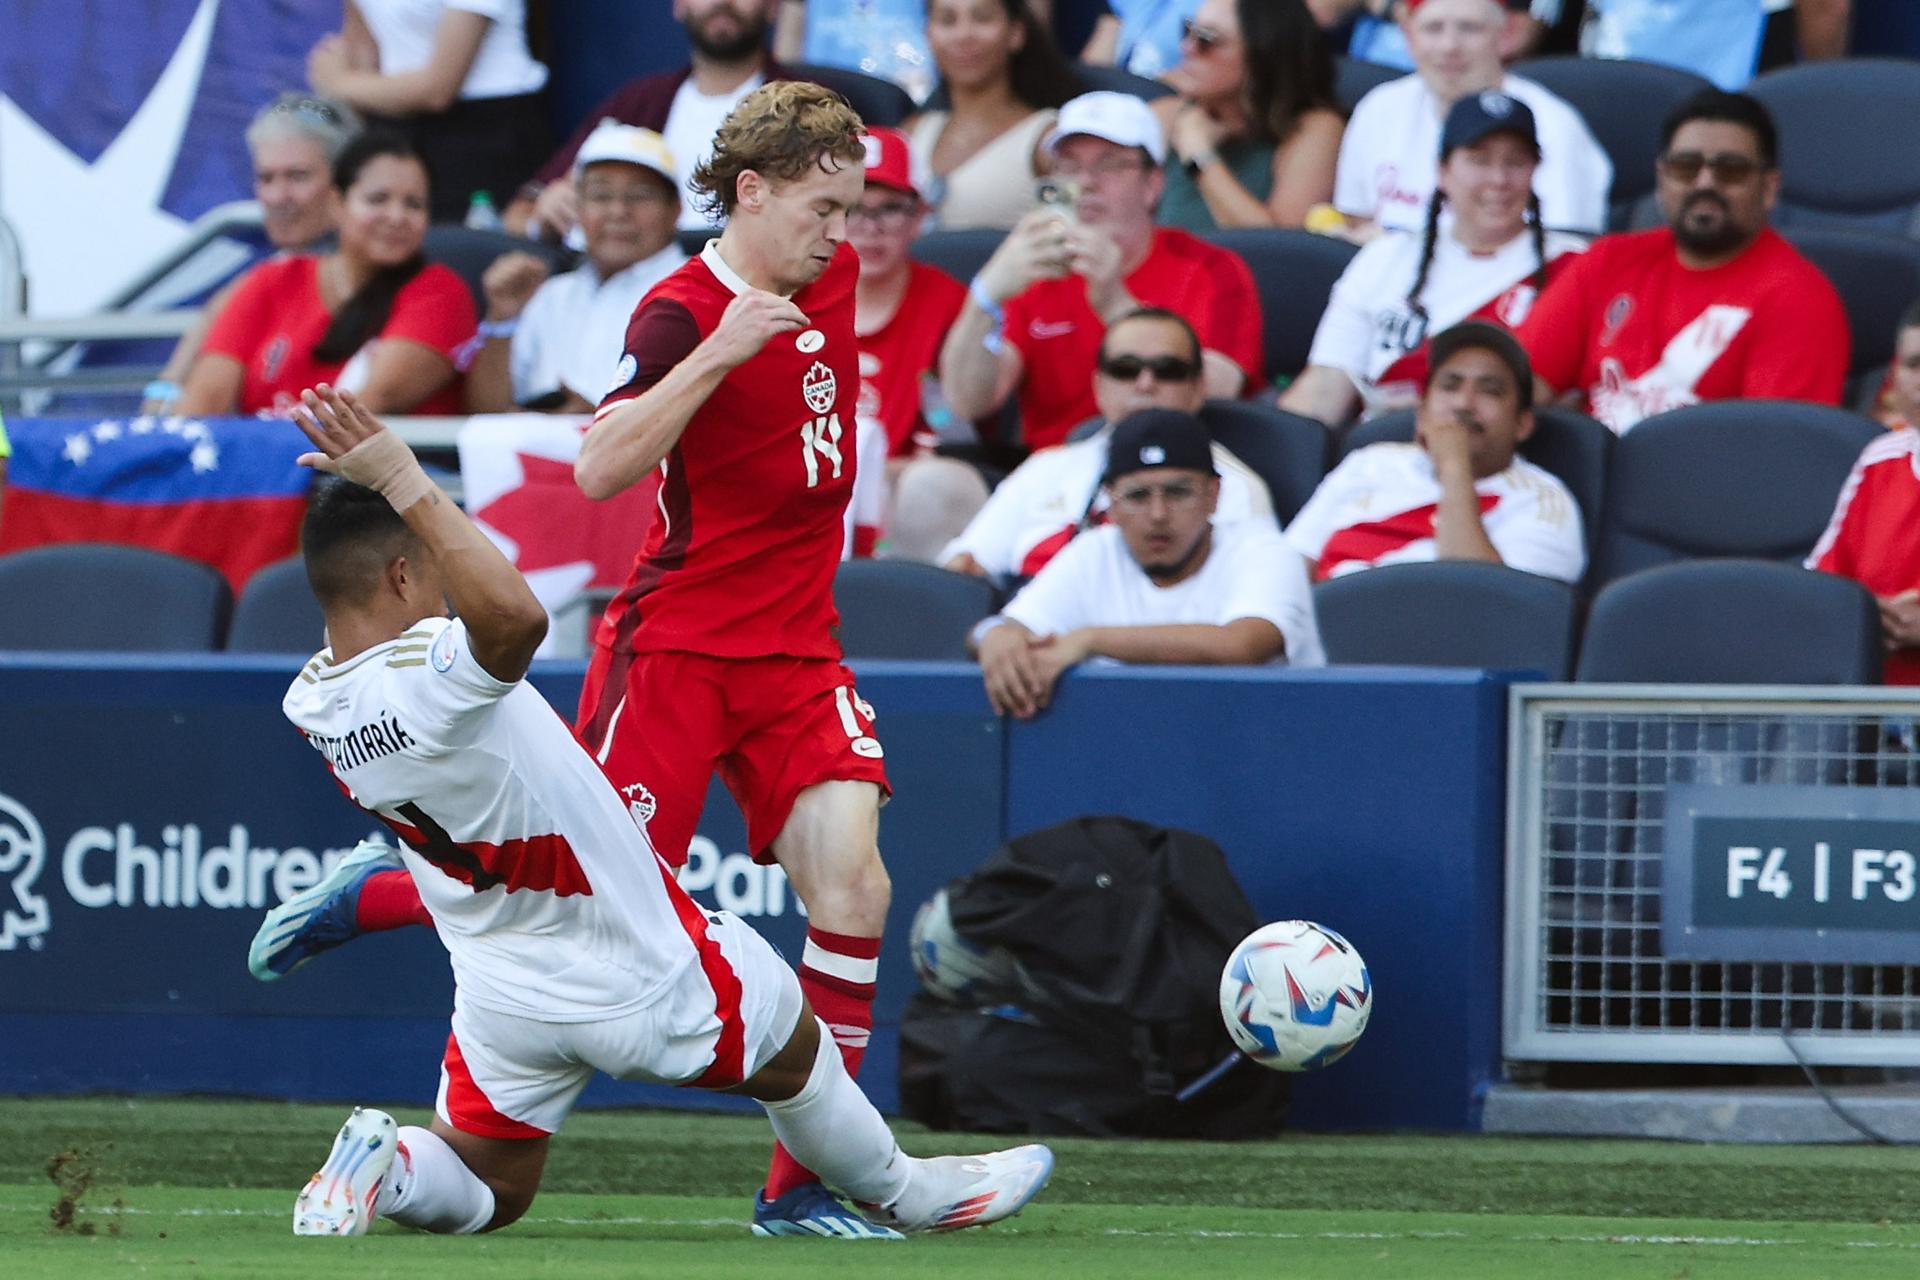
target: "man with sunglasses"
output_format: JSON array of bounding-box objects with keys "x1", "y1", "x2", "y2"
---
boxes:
[
  {"x1": 1518, "y1": 88, "x2": 1847, "y2": 434},
  {"x1": 941, "y1": 307, "x2": 1273, "y2": 582},
  {"x1": 939, "y1": 91, "x2": 1263, "y2": 455},
  {"x1": 969, "y1": 407, "x2": 1320, "y2": 718}
]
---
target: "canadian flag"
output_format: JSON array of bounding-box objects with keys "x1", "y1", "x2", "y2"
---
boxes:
[{"x1": 457, "y1": 414, "x2": 657, "y2": 654}]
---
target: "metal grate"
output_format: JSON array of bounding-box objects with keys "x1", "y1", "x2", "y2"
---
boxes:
[{"x1": 1505, "y1": 687, "x2": 1920, "y2": 1066}]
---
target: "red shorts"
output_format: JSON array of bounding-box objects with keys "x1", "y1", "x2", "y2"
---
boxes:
[{"x1": 576, "y1": 648, "x2": 890, "y2": 866}]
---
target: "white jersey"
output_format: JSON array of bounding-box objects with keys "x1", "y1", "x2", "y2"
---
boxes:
[
  {"x1": 940, "y1": 427, "x2": 1276, "y2": 580},
  {"x1": 1334, "y1": 74, "x2": 1612, "y2": 235},
  {"x1": 512, "y1": 244, "x2": 685, "y2": 406},
  {"x1": 1285, "y1": 442, "x2": 1586, "y2": 583},
  {"x1": 282, "y1": 616, "x2": 708, "y2": 1022},
  {"x1": 1307, "y1": 225, "x2": 1585, "y2": 413},
  {"x1": 1001, "y1": 520, "x2": 1326, "y2": 667}
]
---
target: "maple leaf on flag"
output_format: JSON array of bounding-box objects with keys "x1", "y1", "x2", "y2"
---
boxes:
[{"x1": 473, "y1": 453, "x2": 658, "y2": 587}]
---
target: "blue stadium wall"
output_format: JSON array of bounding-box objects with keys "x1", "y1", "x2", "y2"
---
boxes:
[{"x1": 0, "y1": 658, "x2": 1508, "y2": 1132}]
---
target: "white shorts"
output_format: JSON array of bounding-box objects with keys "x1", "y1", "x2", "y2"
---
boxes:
[{"x1": 435, "y1": 910, "x2": 804, "y2": 1138}]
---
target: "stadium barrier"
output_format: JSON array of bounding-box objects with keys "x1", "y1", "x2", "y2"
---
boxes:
[
  {"x1": 1505, "y1": 685, "x2": 1920, "y2": 1068},
  {"x1": 0, "y1": 658, "x2": 1508, "y2": 1132}
]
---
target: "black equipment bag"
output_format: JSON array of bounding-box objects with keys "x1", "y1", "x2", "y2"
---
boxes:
[{"x1": 898, "y1": 816, "x2": 1288, "y2": 1139}]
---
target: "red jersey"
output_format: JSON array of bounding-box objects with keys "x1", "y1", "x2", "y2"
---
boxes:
[
  {"x1": 1808, "y1": 428, "x2": 1920, "y2": 684},
  {"x1": 857, "y1": 262, "x2": 966, "y2": 457},
  {"x1": 201, "y1": 255, "x2": 474, "y2": 416},
  {"x1": 1002, "y1": 228, "x2": 1264, "y2": 450},
  {"x1": 595, "y1": 241, "x2": 859, "y2": 660},
  {"x1": 1518, "y1": 227, "x2": 1849, "y2": 435}
]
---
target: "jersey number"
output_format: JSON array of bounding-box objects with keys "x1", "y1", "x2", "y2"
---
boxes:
[
  {"x1": 395, "y1": 801, "x2": 503, "y2": 891},
  {"x1": 801, "y1": 413, "x2": 844, "y2": 488}
]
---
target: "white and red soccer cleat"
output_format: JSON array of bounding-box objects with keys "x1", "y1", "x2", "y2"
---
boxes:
[
  {"x1": 293, "y1": 1107, "x2": 398, "y2": 1236},
  {"x1": 867, "y1": 1144, "x2": 1055, "y2": 1234}
]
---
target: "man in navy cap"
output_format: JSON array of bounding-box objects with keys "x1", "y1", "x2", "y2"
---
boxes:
[{"x1": 969, "y1": 409, "x2": 1323, "y2": 719}]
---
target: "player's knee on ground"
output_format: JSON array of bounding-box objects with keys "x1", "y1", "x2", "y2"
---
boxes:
[{"x1": 883, "y1": 457, "x2": 990, "y2": 563}]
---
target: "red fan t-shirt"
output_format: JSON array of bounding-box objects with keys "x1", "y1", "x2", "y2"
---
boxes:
[
  {"x1": 201, "y1": 255, "x2": 476, "y2": 416},
  {"x1": 594, "y1": 241, "x2": 859, "y2": 660},
  {"x1": 857, "y1": 261, "x2": 966, "y2": 456},
  {"x1": 1808, "y1": 428, "x2": 1920, "y2": 684},
  {"x1": 1518, "y1": 226, "x2": 1849, "y2": 435},
  {"x1": 1002, "y1": 227, "x2": 1264, "y2": 449}
]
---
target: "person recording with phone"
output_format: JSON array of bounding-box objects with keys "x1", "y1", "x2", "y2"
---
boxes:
[{"x1": 936, "y1": 91, "x2": 1265, "y2": 456}]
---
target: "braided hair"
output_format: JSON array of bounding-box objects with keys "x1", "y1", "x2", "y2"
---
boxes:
[{"x1": 1402, "y1": 179, "x2": 1551, "y2": 338}]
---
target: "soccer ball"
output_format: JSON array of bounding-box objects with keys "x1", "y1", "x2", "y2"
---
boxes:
[
  {"x1": 909, "y1": 887, "x2": 1020, "y2": 1005},
  {"x1": 1219, "y1": 920, "x2": 1372, "y2": 1072}
]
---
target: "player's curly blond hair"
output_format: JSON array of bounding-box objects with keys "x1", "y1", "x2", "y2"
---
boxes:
[{"x1": 690, "y1": 81, "x2": 867, "y2": 218}]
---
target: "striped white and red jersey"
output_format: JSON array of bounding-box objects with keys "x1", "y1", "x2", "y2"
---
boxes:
[
  {"x1": 1285, "y1": 442, "x2": 1586, "y2": 583},
  {"x1": 1807, "y1": 427, "x2": 1920, "y2": 685},
  {"x1": 283, "y1": 616, "x2": 716, "y2": 1021},
  {"x1": 1305, "y1": 227, "x2": 1585, "y2": 415}
]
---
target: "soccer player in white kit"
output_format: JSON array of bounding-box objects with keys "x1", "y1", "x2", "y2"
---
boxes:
[{"x1": 279, "y1": 384, "x2": 1053, "y2": 1238}]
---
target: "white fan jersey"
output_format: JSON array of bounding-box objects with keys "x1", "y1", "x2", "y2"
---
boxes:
[
  {"x1": 283, "y1": 616, "x2": 712, "y2": 1022},
  {"x1": 1286, "y1": 442, "x2": 1586, "y2": 583}
]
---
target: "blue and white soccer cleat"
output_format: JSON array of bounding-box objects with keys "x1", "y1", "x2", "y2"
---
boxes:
[
  {"x1": 869, "y1": 1143, "x2": 1055, "y2": 1234},
  {"x1": 248, "y1": 838, "x2": 404, "y2": 981},
  {"x1": 750, "y1": 1181, "x2": 905, "y2": 1239},
  {"x1": 294, "y1": 1107, "x2": 398, "y2": 1236}
]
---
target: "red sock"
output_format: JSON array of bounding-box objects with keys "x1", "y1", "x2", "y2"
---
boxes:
[
  {"x1": 763, "y1": 926, "x2": 882, "y2": 1201},
  {"x1": 354, "y1": 869, "x2": 433, "y2": 931}
]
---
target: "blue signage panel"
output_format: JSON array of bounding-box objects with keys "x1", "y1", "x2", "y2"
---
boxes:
[{"x1": 1664, "y1": 784, "x2": 1920, "y2": 964}]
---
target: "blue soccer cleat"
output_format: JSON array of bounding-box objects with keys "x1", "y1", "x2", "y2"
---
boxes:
[
  {"x1": 750, "y1": 1181, "x2": 904, "y2": 1240},
  {"x1": 248, "y1": 838, "x2": 405, "y2": 981}
]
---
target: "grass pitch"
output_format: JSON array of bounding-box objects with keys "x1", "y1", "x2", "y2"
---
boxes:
[{"x1": 3, "y1": 1097, "x2": 1919, "y2": 1278}]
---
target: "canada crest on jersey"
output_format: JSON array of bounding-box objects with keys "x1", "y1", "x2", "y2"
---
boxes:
[{"x1": 802, "y1": 360, "x2": 837, "y2": 414}]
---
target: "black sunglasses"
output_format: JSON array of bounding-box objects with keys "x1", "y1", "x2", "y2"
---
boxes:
[
  {"x1": 1658, "y1": 151, "x2": 1764, "y2": 184},
  {"x1": 1098, "y1": 354, "x2": 1201, "y2": 382},
  {"x1": 1181, "y1": 18, "x2": 1224, "y2": 52}
]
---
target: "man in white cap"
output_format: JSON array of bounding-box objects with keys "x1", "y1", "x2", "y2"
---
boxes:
[
  {"x1": 937, "y1": 90, "x2": 1264, "y2": 457},
  {"x1": 466, "y1": 123, "x2": 688, "y2": 413}
]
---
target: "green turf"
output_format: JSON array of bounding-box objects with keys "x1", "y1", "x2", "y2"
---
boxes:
[{"x1": 4, "y1": 1098, "x2": 1920, "y2": 1277}]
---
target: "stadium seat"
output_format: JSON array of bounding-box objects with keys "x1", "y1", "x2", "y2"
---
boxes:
[
  {"x1": 1510, "y1": 56, "x2": 1713, "y2": 231},
  {"x1": 1072, "y1": 61, "x2": 1174, "y2": 101},
  {"x1": 1575, "y1": 560, "x2": 1880, "y2": 684},
  {"x1": 910, "y1": 229, "x2": 1004, "y2": 288},
  {"x1": 789, "y1": 62, "x2": 917, "y2": 127},
  {"x1": 1784, "y1": 227, "x2": 1920, "y2": 409},
  {"x1": 1588, "y1": 400, "x2": 1882, "y2": 588},
  {"x1": 1201, "y1": 228, "x2": 1358, "y2": 384},
  {"x1": 1199, "y1": 399, "x2": 1332, "y2": 525},
  {"x1": 227, "y1": 556, "x2": 326, "y2": 654},
  {"x1": 422, "y1": 226, "x2": 574, "y2": 313},
  {"x1": 1748, "y1": 59, "x2": 1920, "y2": 237},
  {"x1": 1340, "y1": 406, "x2": 1613, "y2": 568},
  {"x1": 1334, "y1": 57, "x2": 1401, "y2": 114},
  {"x1": 1314, "y1": 561, "x2": 1579, "y2": 678},
  {"x1": 0, "y1": 545, "x2": 230, "y2": 651},
  {"x1": 833, "y1": 560, "x2": 999, "y2": 660}
]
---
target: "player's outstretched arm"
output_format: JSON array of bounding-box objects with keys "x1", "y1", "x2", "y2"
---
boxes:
[
  {"x1": 293, "y1": 384, "x2": 549, "y2": 682},
  {"x1": 576, "y1": 289, "x2": 808, "y2": 500}
]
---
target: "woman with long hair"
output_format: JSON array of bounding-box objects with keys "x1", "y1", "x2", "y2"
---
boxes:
[
  {"x1": 180, "y1": 130, "x2": 476, "y2": 418},
  {"x1": 1280, "y1": 92, "x2": 1585, "y2": 427},
  {"x1": 1154, "y1": 0, "x2": 1345, "y2": 230},
  {"x1": 904, "y1": 0, "x2": 1080, "y2": 230}
]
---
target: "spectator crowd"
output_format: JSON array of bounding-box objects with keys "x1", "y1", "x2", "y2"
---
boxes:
[{"x1": 14, "y1": 0, "x2": 1920, "y2": 693}]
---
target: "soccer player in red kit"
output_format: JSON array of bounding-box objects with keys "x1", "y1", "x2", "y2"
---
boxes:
[
  {"x1": 252, "y1": 83, "x2": 905, "y2": 1239},
  {"x1": 571, "y1": 81, "x2": 893, "y2": 1238}
]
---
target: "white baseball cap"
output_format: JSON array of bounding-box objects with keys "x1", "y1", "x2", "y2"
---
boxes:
[
  {"x1": 572, "y1": 119, "x2": 678, "y2": 189},
  {"x1": 1043, "y1": 91, "x2": 1167, "y2": 167}
]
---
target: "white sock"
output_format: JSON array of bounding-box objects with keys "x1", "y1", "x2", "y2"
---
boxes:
[
  {"x1": 761, "y1": 1020, "x2": 917, "y2": 1208},
  {"x1": 376, "y1": 1125, "x2": 496, "y2": 1234}
]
